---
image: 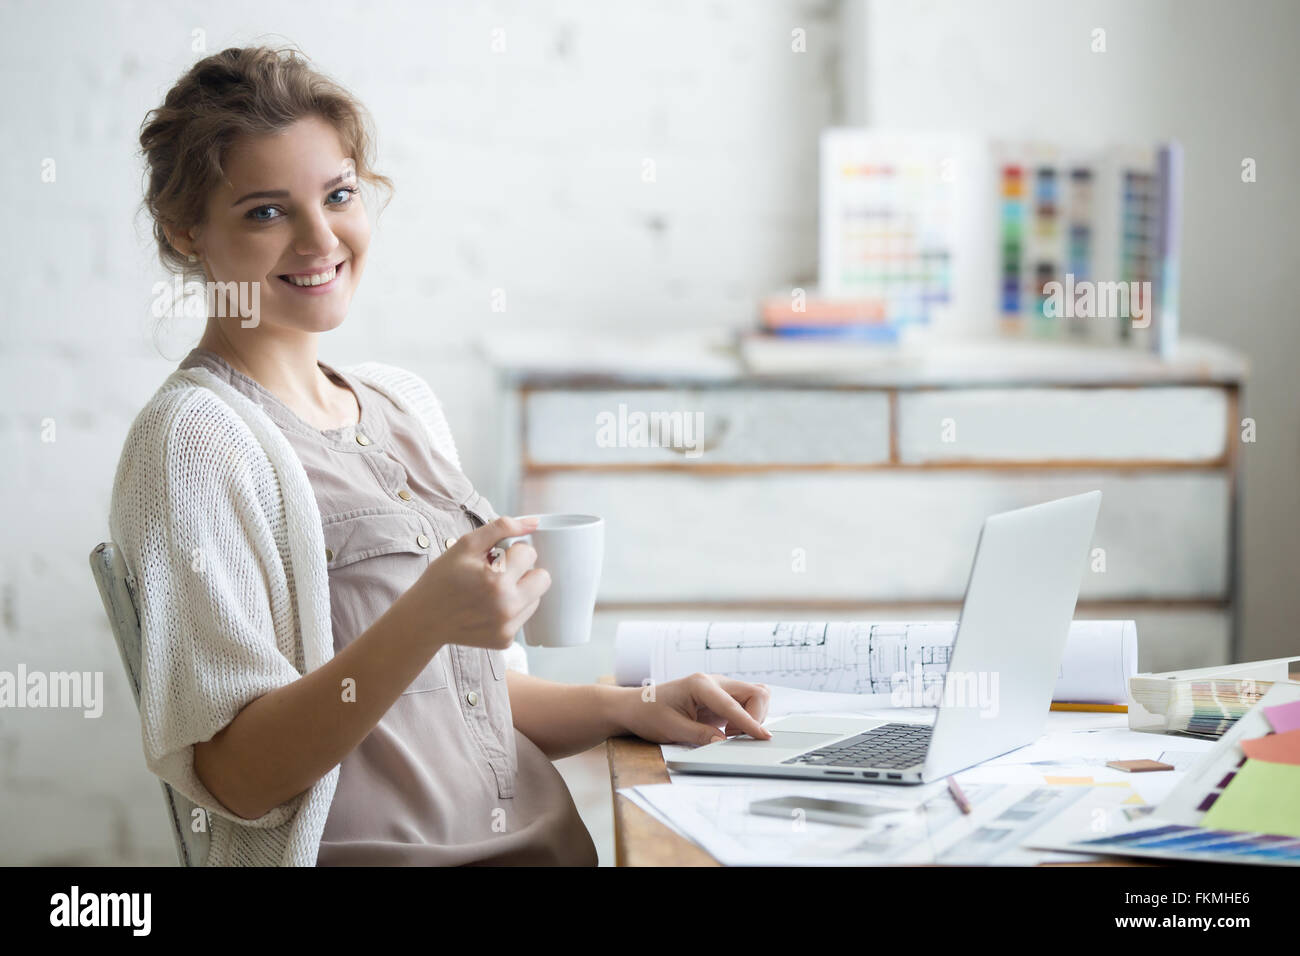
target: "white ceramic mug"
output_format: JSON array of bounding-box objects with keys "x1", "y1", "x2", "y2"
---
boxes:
[{"x1": 492, "y1": 514, "x2": 604, "y2": 647}]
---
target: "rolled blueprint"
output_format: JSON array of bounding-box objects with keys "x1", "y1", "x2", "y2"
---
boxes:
[{"x1": 614, "y1": 619, "x2": 1138, "y2": 705}]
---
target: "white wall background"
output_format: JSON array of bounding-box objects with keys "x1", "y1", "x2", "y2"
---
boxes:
[
  {"x1": 856, "y1": 0, "x2": 1300, "y2": 664},
  {"x1": 0, "y1": 0, "x2": 839, "y2": 864}
]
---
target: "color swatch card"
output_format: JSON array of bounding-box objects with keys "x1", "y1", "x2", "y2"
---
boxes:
[
  {"x1": 819, "y1": 130, "x2": 979, "y2": 330},
  {"x1": 1123, "y1": 682, "x2": 1300, "y2": 825},
  {"x1": 1129, "y1": 677, "x2": 1273, "y2": 739},
  {"x1": 993, "y1": 141, "x2": 1102, "y2": 340},
  {"x1": 990, "y1": 140, "x2": 1176, "y2": 349},
  {"x1": 1028, "y1": 682, "x2": 1300, "y2": 865},
  {"x1": 1047, "y1": 822, "x2": 1300, "y2": 865},
  {"x1": 1264, "y1": 698, "x2": 1300, "y2": 734},
  {"x1": 1200, "y1": 759, "x2": 1300, "y2": 838},
  {"x1": 1127, "y1": 656, "x2": 1298, "y2": 735},
  {"x1": 1240, "y1": 729, "x2": 1300, "y2": 766}
]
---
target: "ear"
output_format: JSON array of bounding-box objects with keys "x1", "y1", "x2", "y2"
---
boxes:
[{"x1": 163, "y1": 225, "x2": 200, "y2": 260}]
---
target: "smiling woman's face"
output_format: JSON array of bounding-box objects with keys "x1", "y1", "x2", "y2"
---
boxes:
[{"x1": 190, "y1": 114, "x2": 369, "y2": 334}]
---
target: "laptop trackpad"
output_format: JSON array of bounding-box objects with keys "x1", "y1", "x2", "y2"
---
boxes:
[
  {"x1": 683, "y1": 731, "x2": 846, "y2": 767},
  {"x1": 721, "y1": 731, "x2": 844, "y2": 750}
]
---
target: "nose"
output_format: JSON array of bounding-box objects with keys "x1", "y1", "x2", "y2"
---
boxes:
[{"x1": 292, "y1": 205, "x2": 340, "y2": 260}]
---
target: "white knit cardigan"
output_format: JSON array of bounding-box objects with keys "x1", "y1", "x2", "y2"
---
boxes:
[{"x1": 108, "y1": 360, "x2": 526, "y2": 866}]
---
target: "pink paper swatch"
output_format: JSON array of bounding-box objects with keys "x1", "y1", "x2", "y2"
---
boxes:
[{"x1": 1263, "y1": 698, "x2": 1300, "y2": 734}]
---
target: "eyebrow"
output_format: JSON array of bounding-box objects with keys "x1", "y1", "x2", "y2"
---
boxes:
[{"x1": 231, "y1": 173, "x2": 354, "y2": 207}]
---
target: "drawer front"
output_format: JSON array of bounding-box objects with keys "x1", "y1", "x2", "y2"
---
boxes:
[
  {"x1": 519, "y1": 605, "x2": 1230, "y2": 686},
  {"x1": 897, "y1": 387, "x2": 1228, "y2": 463},
  {"x1": 520, "y1": 471, "x2": 1229, "y2": 602},
  {"x1": 524, "y1": 389, "x2": 891, "y2": 465}
]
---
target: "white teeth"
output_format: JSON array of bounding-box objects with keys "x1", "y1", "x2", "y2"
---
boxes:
[{"x1": 285, "y1": 265, "x2": 337, "y2": 286}]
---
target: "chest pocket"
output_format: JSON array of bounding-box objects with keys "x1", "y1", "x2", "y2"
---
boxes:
[{"x1": 322, "y1": 508, "x2": 449, "y2": 694}]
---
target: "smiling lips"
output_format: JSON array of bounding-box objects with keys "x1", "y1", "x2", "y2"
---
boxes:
[{"x1": 279, "y1": 260, "x2": 345, "y2": 290}]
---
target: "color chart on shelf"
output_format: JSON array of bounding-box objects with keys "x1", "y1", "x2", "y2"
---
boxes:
[
  {"x1": 990, "y1": 140, "x2": 1177, "y2": 346},
  {"x1": 817, "y1": 130, "x2": 1183, "y2": 354},
  {"x1": 996, "y1": 149, "x2": 1099, "y2": 338},
  {"x1": 819, "y1": 131, "x2": 962, "y2": 325}
]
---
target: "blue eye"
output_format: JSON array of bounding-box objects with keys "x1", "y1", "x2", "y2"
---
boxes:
[{"x1": 245, "y1": 187, "x2": 356, "y2": 224}]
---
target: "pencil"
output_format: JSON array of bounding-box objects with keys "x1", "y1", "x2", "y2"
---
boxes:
[
  {"x1": 947, "y1": 775, "x2": 971, "y2": 815},
  {"x1": 1050, "y1": 702, "x2": 1128, "y2": 713}
]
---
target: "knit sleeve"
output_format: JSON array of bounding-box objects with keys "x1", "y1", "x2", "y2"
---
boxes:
[{"x1": 109, "y1": 390, "x2": 308, "y2": 830}]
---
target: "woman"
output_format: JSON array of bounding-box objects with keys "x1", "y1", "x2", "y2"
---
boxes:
[{"x1": 110, "y1": 45, "x2": 771, "y2": 866}]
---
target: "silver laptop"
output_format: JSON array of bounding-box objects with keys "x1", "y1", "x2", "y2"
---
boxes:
[{"x1": 666, "y1": 491, "x2": 1102, "y2": 785}]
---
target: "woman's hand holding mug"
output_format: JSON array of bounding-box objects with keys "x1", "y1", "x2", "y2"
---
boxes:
[
  {"x1": 416, "y1": 515, "x2": 551, "y2": 651},
  {"x1": 488, "y1": 514, "x2": 604, "y2": 647}
]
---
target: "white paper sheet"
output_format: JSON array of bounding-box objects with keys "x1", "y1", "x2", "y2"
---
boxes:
[{"x1": 621, "y1": 778, "x2": 1135, "y2": 865}]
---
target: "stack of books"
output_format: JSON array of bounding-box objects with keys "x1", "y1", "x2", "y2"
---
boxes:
[{"x1": 757, "y1": 289, "x2": 900, "y2": 343}]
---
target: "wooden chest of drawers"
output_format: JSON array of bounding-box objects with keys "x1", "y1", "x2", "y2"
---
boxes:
[{"x1": 488, "y1": 334, "x2": 1246, "y2": 686}]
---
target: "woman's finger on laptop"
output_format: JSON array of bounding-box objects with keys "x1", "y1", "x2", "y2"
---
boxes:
[
  {"x1": 713, "y1": 677, "x2": 772, "y2": 730},
  {"x1": 690, "y1": 674, "x2": 772, "y2": 740},
  {"x1": 667, "y1": 710, "x2": 730, "y2": 746}
]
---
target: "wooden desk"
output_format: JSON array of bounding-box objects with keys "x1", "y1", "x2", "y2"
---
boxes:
[
  {"x1": 607, "y1": 734, "x2": 719, "y2": 867},
  {"x1": 606, "y1": 733, "x2": 1157, "y2": 867}
]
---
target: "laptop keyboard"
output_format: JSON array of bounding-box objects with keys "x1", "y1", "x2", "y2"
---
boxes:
[{"x1": 781, "y1": 722, "x2": 932, "y2": 769}]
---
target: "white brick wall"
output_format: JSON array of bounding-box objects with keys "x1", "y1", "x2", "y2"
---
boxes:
[{"x1": 0, "y1": 0, "x2": 840, "y2": 863}]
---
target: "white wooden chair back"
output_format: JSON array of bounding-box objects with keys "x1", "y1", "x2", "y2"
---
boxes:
[{"x1": 89, "y1": 541, "x2": 210, "y2": 867}]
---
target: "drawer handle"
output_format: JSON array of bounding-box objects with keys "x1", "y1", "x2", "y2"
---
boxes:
[{"x1": 663, "y1": 418, "x2": 730, "y2": 456}]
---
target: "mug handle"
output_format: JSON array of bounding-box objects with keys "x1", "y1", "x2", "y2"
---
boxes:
[{"x1": 488, "y1": 534, "x2": 533, "y2": 570}]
